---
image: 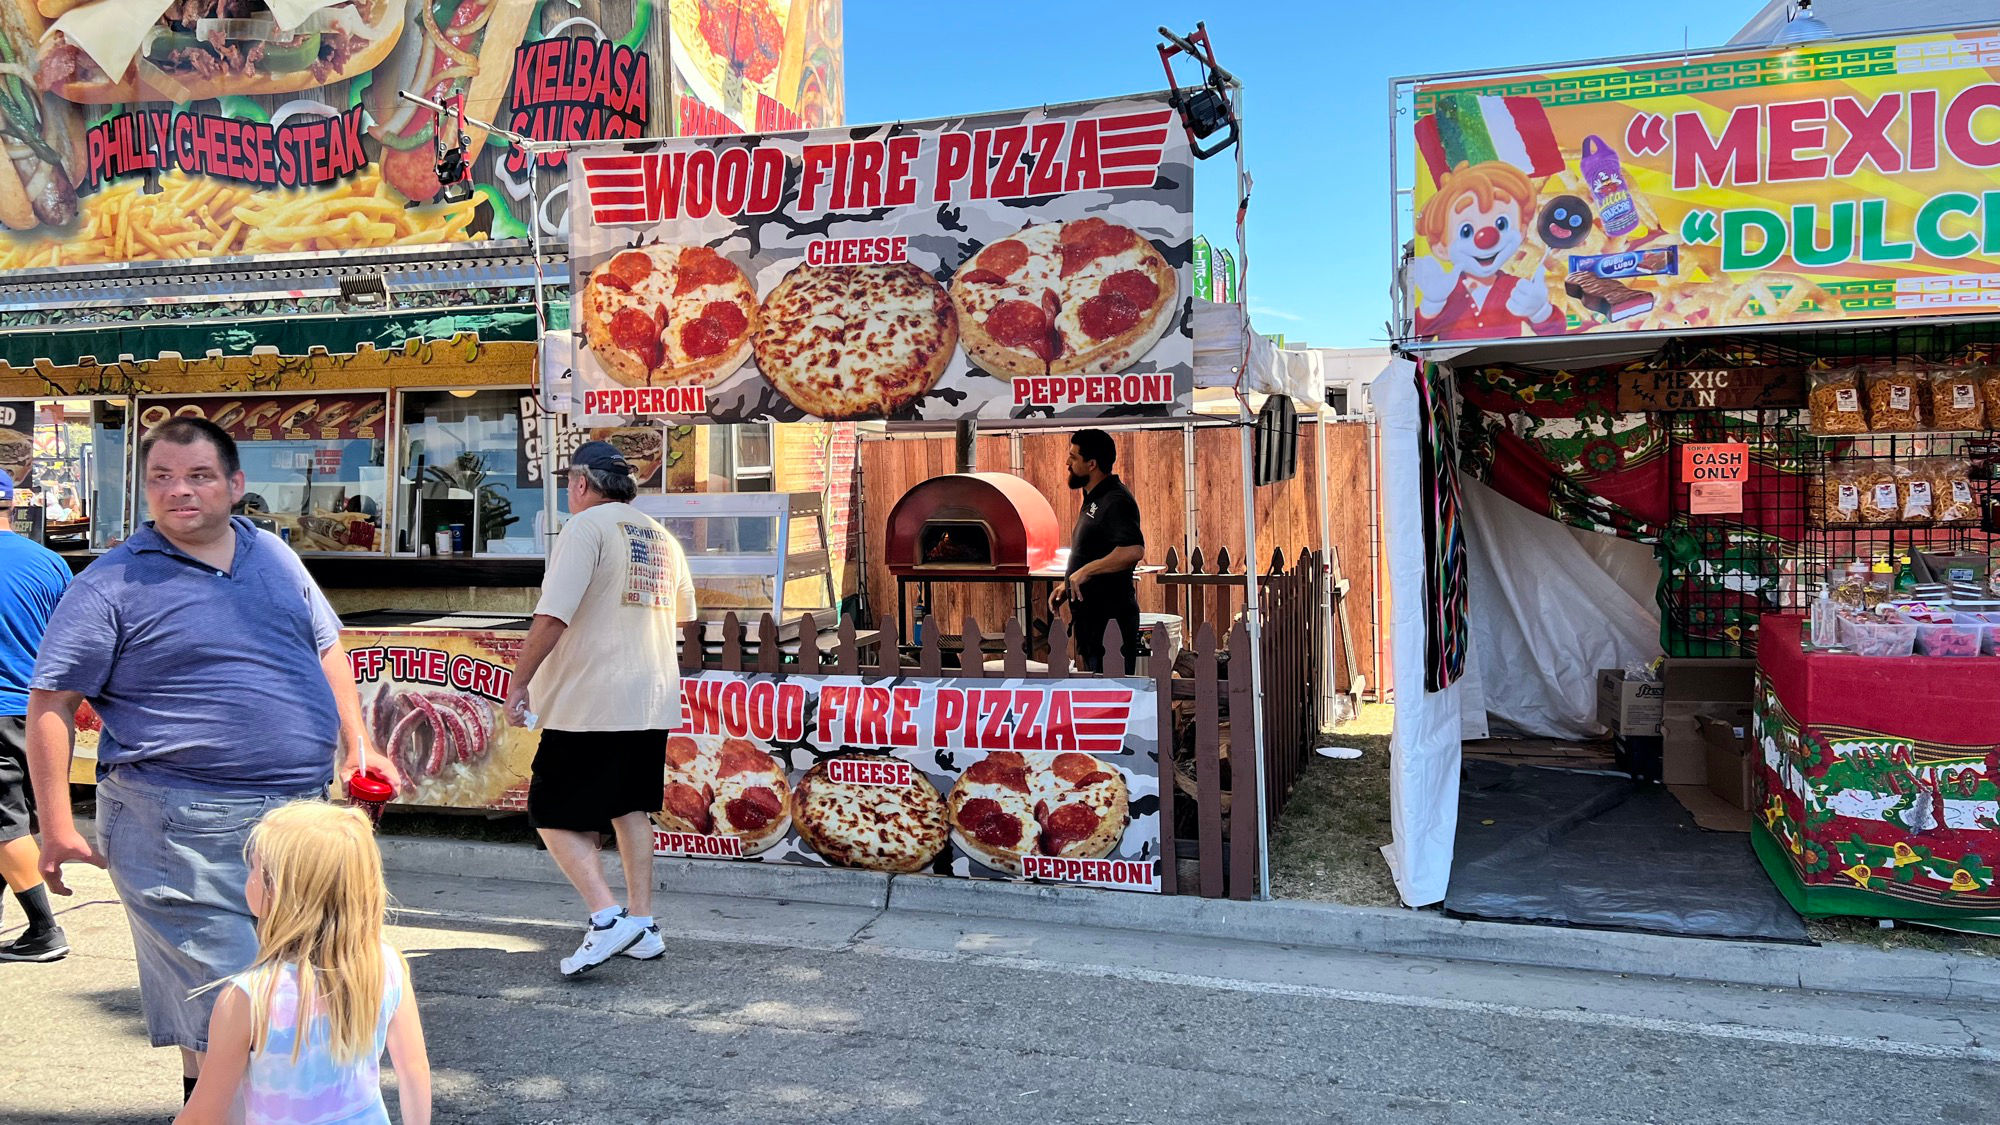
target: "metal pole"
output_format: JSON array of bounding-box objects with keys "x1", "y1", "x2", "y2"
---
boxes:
[
  {"x1": 1226, "y1": 85, "x2": 1270, "y2": 901},
  {"x1": 527, "y1": 144, "x2": 560, "y2": 550},
  {"x1": 954, "y1": 419, "x2": 978, "y2": 473},
  {"x1": 1314, "y1": 404, "x2": 1335, "y2": 716},
  {"x1": 1181, "y1": 421, "x2": 1197, "y2": 560}
]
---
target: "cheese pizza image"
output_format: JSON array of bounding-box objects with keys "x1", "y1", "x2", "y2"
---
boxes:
[
  {"x1": 946, "y1": 750, "x2": 1131, "y2": 876},
  {"x1": 949, "y1": 218, "x2": 1178, "y2": 380},
  {"x1": 581, "y1": 243, "x2": 760, "y2": 391},
  {"x1": 753, "y1": 260, "x2": 958, "y2": 419},
  {"x1": 790, "y1": 753, "x2": 949, "y2": 873},
  {"x1": 653, "y1": 733, "x2": 793, "y2": 856}
]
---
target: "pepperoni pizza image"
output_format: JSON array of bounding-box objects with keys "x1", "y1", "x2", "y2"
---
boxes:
[
  {"x1": 791, "y1": 753, "x2": 950, "y2": 873},
  {"x1": 580, "y1": 244, "x2": 760, "y2": 390},
  {"x1": 752, "y1": 261, "x2": 959, "y2": 419},
  {"x1": 946, "y1": 751, "x2": 1132, "y2": 876},
  {"x1": 653, "y1": 733, "x2": 793, "y2": 856},
  {"x1": 949, "y1": 218, "x2": 1179, "y2": 380}
]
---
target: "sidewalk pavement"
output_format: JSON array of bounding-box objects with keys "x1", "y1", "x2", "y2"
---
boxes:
[{"x1": 376, "y1": 833, "x2": 2000, "y2": 1007}]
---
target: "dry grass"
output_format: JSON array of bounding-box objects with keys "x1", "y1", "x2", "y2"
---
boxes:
[{"x1": 1268, "y1": 703, "x2": 1402, "y2": 907}]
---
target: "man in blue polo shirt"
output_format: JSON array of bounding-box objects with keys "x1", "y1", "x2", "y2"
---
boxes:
[
  {"x1": 24, "y1": 418, "x2": 388, "y2": 1103},
  {"x1": 0, "y1": 467, "x2": 72, "y2": 963}
]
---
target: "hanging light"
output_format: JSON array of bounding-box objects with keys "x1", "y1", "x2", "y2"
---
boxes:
[{"x1": 1773, "y1": 0, "x2": 1833, "y2": 44}]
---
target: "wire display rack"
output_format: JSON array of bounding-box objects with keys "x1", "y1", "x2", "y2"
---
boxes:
[
  {"x1": 1660, "y1": 407, "x2": 1818, "y2": 658},
  {"x1": 1661, "y1": 417, "x2": 2000, "y2": 659}
]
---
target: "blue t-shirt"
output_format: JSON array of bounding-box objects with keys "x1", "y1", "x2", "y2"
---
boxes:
[
  {"x1": 31, "y1": 517, "x2": 343, "y2": 794},
  {"x1": 0, "y1": 530, "x2": 73, "y2": 717}
]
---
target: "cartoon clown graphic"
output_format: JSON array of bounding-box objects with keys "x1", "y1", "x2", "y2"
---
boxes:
[{"x1": 1411, "y1": 160, "x2": 1564, "y2": 339}]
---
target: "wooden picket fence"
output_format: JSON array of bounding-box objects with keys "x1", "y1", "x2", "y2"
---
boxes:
[
  {"x1": 677, "y1": 608, "x2": 1265, "y2": 900},
  {"x1": 1158, "y1": 547, "x2": 1328, "y2": 824}
]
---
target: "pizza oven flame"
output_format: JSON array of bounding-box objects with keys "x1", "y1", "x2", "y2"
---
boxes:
[{"x1": 886, "y1": 473, "x2": 1060, "y2": 577}]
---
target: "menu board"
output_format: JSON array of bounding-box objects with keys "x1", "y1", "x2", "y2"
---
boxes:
[
  {"x1": 0, "y1": 0, "x2": 668, "y2": 273},
  {"x1": 136, "y1": 395, "x2": 388, "y2": 441},
  {"x1": 0, "y1": 400, "x2": 29, "y2": 486}
]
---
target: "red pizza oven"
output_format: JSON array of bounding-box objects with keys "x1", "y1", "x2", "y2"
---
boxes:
[{"x1": 886, "y1": 472, "x2": 1060, "y2": 577}]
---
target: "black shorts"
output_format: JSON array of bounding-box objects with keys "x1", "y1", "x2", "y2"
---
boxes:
[
  {"x1": 1, "y1": 715, "x2": 35, "y2": 843},
  {"x1": 527, "y1": 728, "x2": 670, "y2": 834}
]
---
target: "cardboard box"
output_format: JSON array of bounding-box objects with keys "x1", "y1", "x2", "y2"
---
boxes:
[
  {"x1": 1596, "y1": 669, "x2": 1664, "y2": 737},
  {"x1": 1663, "y1": 658, "x2": 1757, "y2": 703},
  {"x1": 1660, "y1": 711, "x2": 1708, "y2": 786},
  {"x1": 1697, "y1": 707, "x2": 1755, "y2": 811}
]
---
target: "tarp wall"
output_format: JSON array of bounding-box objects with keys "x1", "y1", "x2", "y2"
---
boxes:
[
  {"x1": 1460, "y1": 478, "x2": 1661, "y2": 739},
  {"x1": 1373, "y1": 358, "x2": 1461, "y2": 906}
]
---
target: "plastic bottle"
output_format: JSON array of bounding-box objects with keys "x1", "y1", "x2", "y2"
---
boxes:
[
  {"x1": 1894, "y1": 553, "x2": 1916, "y2": 594},
  {"x1": 1810, "y1": 583, "x2": 1838, "y2": 648},
  {"x1": 1869, "y1": 558, "x2": 1895, "y2": 597}
]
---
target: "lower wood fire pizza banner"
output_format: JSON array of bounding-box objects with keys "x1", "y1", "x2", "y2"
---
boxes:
[{"x1": 658, "y1": 670, "x2": 1164, "y2": 893}]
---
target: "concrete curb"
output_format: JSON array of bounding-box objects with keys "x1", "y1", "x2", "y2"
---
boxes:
[
  {"x1": 375, "y1": 835, "x2": 891, "y2": 910},
  {"x1": 375, "y1": 833, "x2": 2000, "y2": 1006}
]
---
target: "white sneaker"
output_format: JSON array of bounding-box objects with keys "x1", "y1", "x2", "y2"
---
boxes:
[
  {"x1": 620, "y1": 923, "x2": 664, "y2": 961},
  {"x1": 559, "y1": 912, "x2": 645, "y2": 977}
]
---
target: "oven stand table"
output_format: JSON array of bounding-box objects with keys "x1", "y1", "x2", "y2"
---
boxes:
[{"x1": 894, "y1": 566, "x2": 1165, "y2": 657}]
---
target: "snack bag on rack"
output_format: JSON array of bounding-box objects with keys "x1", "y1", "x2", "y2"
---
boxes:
[
  {"x1": 1867, "y1": 366, "x2": 1925, "y2": 432},
  {"x1": 1934, "y1": 457, "x2": 1980, "y2": 524},
  {"x1": 1859, "y1": 466, "x2": 1901, "y2": 523},
  {"x1": 1810, "y1": 367, "x2": 1868, "y2": 435},
  {"x1": 1930, "y1": 369, "x2": 1985, "y2": 431},
  {"x1": 1979, "y1": 366, "x2": 2000, "y2": 433},
  {"x1": 1819, "y1": 462, "x2": 1864, "y2": 526},
  {"x1": 1897, "y1": 461, "x2": 1937, "y2": 524}
]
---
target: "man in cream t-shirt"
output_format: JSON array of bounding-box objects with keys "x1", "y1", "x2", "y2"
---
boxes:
[{"x1": 504, "y1": 441, "x2": 695, "y2": 977}]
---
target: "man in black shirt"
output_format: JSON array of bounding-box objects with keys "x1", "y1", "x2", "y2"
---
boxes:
[{"x1": 1049, "y1": 429, "x2": 1145, "y2": 674}]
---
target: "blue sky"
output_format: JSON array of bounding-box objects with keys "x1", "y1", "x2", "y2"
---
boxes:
[{"x1": 844, "y1": 0, "x2": 1766, "y2": 350}]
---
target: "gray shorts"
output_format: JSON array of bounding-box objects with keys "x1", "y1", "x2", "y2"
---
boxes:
[{"x1": 95, "y1": 769, "x2": 322, "y2": 1051}]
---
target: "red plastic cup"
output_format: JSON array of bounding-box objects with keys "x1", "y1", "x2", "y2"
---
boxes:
[{"x1": 344, "y1": 767, "x2": 396, "y2": 826}]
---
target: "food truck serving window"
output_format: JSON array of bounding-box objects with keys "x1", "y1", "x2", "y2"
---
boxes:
[
  {"x1": 134, "y1": 395, "x2": 389, "y2": 555},
  {"x1": 3, "y1": 397, "x2": 130, "y2": 551},
  {"x1": 397, "y1": 389, "x2": 549, "y2": 557}
]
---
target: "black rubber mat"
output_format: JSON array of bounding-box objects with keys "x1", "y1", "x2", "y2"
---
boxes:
[{"x1": 1444, "y1": 760, "x2": 1809, "y2": 943}]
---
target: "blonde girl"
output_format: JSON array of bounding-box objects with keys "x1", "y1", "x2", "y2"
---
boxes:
[{"x1": 176, "y1": 802, "x2": 431, "y2": 1125}]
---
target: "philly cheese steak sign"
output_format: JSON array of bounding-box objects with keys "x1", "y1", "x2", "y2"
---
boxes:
[
  {"x1": 651, "y1": 672, "x2": 1163, "y2": 892},
  {"x1": 567, "y1": 91, "x2": 1194, "y2": 425}
]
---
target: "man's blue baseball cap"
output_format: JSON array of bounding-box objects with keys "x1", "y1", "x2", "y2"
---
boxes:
[{"x1": 0, "y1": 468, "x2": 14, "y2": 502}]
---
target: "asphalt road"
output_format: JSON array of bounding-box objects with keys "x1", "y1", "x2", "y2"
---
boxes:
[{"x1": 4, "y1": 863, "x2": 1998, "y2": 1125}]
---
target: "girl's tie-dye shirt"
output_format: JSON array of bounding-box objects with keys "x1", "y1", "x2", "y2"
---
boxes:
[{"x1": 230, "y1": 943, "x2": 404, "y2": 1125}]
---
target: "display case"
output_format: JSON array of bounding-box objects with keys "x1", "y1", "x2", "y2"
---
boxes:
[
  {"x1": 2, "y1": 396, "x2": 131, "y2": 551},
  {"x1": 136, "y1": 394, "x2": 390, "y2": 553},
  {"x1": 396, "y1": 388, "x2": 557, "y2": 557},
  {"x1": 632, "y1": 491, "x2": 835, "y2": 636}
]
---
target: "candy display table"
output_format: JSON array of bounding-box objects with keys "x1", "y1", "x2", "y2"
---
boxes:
[{"x1": 1754, "y1": 614, "x2": 2000, "y2": 933}]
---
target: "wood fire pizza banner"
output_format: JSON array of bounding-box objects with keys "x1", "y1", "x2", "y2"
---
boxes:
[
  {"x1": 656, "y1": 670, "x2": 1164, "y2": 893},
  {"x1": 566, "y1": 91, "x2": 1196, "y2": 426}
]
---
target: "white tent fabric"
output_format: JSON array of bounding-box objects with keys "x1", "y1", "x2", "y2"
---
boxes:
[
  {"x1": 1370, "y1": 359, "x2": 1461, "y2": 907},
  {"x1": 1460, "y1": 478, "x2": 1661, "y2": 740},
  {"x1": 1191, "y1": 298, "x2": 1323, "y2": 403}
]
